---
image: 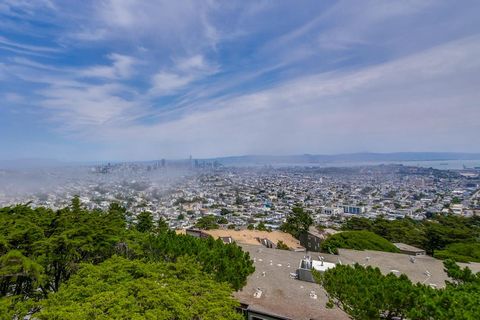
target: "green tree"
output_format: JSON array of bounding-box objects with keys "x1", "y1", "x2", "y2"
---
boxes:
[
  {"x1": 321, "y1": 231, "x2": 399, "y2": 254},
  {"x1": 220, "y1": 208, "x2": 231, "y2": 215},
  {"x1": 256, "y1": 221, "x2": 268, "y2": 231},
  {"x1": 340, "y1": 214, "x2": 480, "y2": 261},
  {"x1": 35, "y1": 234, "x2": 82, "y2": 292},
  {"x1": 107, "y1": 203, "x2": 128, "y2": 229},
  {"x1": 434, "y1": 242, "x2": 480, "y2": 262},
  {"x1": 195, "y1": 215, "x2": 219, "y2": 230},
  {"x1": 314, "y1": 263, "x2": 417, "y2": 320},
  {"x1": 217, "y1": 216, "x2": 228, "y2": 224},
  {"x1": 279, "y1": 206, "x2": 313, "y2": 239},
  {"x1": 0, "y1": 250, "x2": 45, "y2": 297},
  {"x1": 141, "y1": 231, "x2": 254, "y2": 290},
  {"x1": 314, "y1": 259, "x2": 480, "y2": 320},
  {"x1": 423, "y1": 215, "x2": 477, "y2": 255},
  {"x1": 0, "y1": 200, "x2": 256, "y2": 317},
  {"x1": 341, "y1": 217, "x2": 373, "y2": 231},
  {"x1": 70, "y1": 196, "x2": 82, "y2": 214},
  {"x1": 451, "y1": 197, "x2": 462, "y2": 204},
  {"x1": 443, "y1": 258, "x2": 479, "y2": 285},
  {"x1": 156, "y1": 217, "x2": 169, "y2": 233},
  {"x1": 410, "y1": 260, "x2": 480, "y2": 319},
  {"x1": 33, "y1": 257, "x2": 243, "y2": 320},
  {"x1": 136, "y1": 211, "x2": 154, "y2": 233},
  {"x1": 235, "y1": 195, "x2": 243, "y2": 205}
]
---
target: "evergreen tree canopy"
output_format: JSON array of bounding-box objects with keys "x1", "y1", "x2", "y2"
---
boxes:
[
  {"x1": 340, "y1": 215, "x2": 480, "y2": 261},
  {"x1": 321, "y1": 231, "x2": 399, "y2": 254},
  {"x1": 136, "y1": 211, "x2": 154, "y2": 233},
  {"x1": 0, "y1": 200, "x2": 255, "y2": 319},
  {"x1": 314, "y1": 259, "x2": 480, "y2": 320},
  {"x1": 35, "y1": 256, "x2": 243, "y2": 320},
  {"x1": 195, "y1": 215, "x2": 220, "y2": 230},
  {"x1": 279, "y1": 206, "x2": 313, "y2": 239}
]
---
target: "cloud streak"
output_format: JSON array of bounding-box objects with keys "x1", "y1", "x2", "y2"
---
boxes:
[
  {"x1": 0, "y1": 0, "x2": 479, "y2": 160},
  {"x1": 94, "y1": 35, "x2": 480, "y2": 159}
]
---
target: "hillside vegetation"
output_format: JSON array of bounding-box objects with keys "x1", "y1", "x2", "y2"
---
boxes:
[
  {"x1": 315, "y1": 259, "x2": 480, "y2": 320},
  {"x1": 0, "y1": 197, "x2": 254, "y2": 319},
  {"x1": 434, "y1": 242, "x2": 480, "y2": 263},
  {"x1": 341, "y1": 215, "x2": 480, "y2": 262},
  {"x1": 321, "y1": 231, "x2": 399, "y2": 254}
]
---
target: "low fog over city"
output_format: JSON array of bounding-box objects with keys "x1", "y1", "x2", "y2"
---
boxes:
[{"x1": 2, "y1": 154, "x2": 480, "y2": 231}]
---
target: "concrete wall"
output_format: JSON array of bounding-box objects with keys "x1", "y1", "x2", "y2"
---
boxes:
[{"x1": 297, "y1": 268, "x2": 315, "y2": 282}]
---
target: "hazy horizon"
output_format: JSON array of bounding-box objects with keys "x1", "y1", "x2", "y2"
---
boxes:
[
  {"x1": 1, "y1": 1, "x2": 479, "y2": 160},
  {"x1": 2, "y1": 151, "x2": 480, "y2": 167}
]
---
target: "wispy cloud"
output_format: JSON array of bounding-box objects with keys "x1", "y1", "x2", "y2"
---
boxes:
[
  {"x1": 81, "y1": 53, "x2": 137, "y2": 79},
  {"x1": 0, "y1": 0, "x2": 479, "y2": 160},
  {"x1": 94, "y1": 35, "x2": 480, "y2": 159},
  {"x1": 150, "y1": 55, "x2": 219, "y2": 96},
  {"x1": 38, "y1": 84, "x2": 136, "y2": 126},
  {"x1": 0, "y1": 0, "x2": 57, "y2": 16},
  {"x1": 0, "y1": 36, "x2": 60, "y2": 53}
]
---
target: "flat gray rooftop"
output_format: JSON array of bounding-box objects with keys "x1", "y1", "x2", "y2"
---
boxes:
[
  {"x1": 393, "y1": 242, "x2": 425, "y2": 252},
  {"x1": 336, "y1": 248, "x2": 480, "y2": 289},
  {"x1": 235, "y1": 244, "x2": 348, "y2": 320},
  {"x1": 235, "y1": 244, "x2": 480, "y2": 319}
]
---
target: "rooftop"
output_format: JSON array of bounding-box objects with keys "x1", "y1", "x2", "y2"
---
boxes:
[
  {"x1": 235, "y1": 244, "x2": 348, "y2": 320},
  {"x1": 336, "y1": 248, "x2": 480, "y2": 289},
  {"x1": 393, "y1": 242, "x2": 426, "y2": 253},
  {"x1": 202, "y1": 229, "x2": 304, "y2": 249},
  {"x1": 311, "y1": 260, "x2": 336, "y2": 272},
  {"x1": 307, "y1": 226, "x2": 339, "y2": 239},
  {"x1": 235, "y1": 244, "x2": 480, "y2": 319}
]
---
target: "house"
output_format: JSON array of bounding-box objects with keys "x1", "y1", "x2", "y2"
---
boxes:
[
  {"x1": 220, "y1": 236, "x2": 234, "y2": 244},
  {"x1": 299, "y1": 227, "x2": 339, "y2": 252},
  {"x1": 296, "y1": 255, "x2": 336, "y2": 282},
  {"x1": 185, "y1": 228, "x2": 211, "y2": 239}
]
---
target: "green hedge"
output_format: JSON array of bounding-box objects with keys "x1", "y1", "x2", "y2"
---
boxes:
[
  {"x1": 321, "y1": 231, "x2": 400, "y2": 254},
  {"x1": 434, "y1": 242, "x2": 480, "y2": 263}
]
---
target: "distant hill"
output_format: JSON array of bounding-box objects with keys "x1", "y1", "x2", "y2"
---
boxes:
[
  {"x1": 209, "y1": 152, "x2": 480, "y2": 166},
  {"x1": 2, "y1": 152, "x2": 480, "y2": 169}
]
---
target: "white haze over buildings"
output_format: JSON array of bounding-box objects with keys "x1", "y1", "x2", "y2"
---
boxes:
[{"x1": 0, "y1": 165, "x2": 192, "y2": 207}]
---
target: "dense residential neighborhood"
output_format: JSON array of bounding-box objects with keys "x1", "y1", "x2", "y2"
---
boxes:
[{"x1": 2, "y1": 162, "x2": 479, "y2": 231}]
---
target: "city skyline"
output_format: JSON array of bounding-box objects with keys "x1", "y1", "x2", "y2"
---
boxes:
[{"x1": 1, "y1": 1, "x2": 480, "y2": 161}]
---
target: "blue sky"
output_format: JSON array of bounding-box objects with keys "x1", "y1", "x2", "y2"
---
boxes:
[{"x1": 1, "y1": 0, "x2": 479, "y2": 161}]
